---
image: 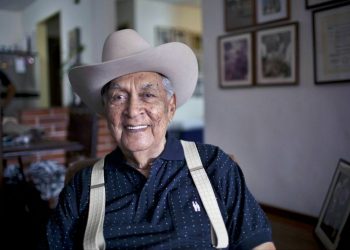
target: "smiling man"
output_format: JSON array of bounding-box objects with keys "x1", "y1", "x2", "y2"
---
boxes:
[
  {"x1": 45, "y1": 29, "x2": 275, "y2": 250},
  {"x1": 102, "y1": 72, "x2": 176, "y2": 176}
]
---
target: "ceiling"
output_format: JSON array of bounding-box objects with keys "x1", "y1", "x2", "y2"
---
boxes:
[
  {"x1": 0, "y1": 0, "x2": 200, "y2": 11},
  {"x1": 0, "y1": 0, "x2": 36, "y2": 11}
]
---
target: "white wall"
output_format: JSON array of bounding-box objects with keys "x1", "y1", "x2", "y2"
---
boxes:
[
  {"x1": 202, "y1": 0, "x2": 350, "y2": 217},
  {"x1": 134, "y1": 0, "x2": 203, "y2": 126},
  {"x1": 0, "y1": 10, "x2": 24, "y2": 49},
  {"x1": 19, "y1": 0, "x2": 116, "y2": 106}
]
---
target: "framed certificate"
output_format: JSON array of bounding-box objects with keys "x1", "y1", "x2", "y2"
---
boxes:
[{"x1": 313, "y1": 2, "x2": 350, "y2": 84}]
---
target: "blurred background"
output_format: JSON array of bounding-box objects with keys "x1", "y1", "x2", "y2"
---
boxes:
[{"x1": 0, "y1": 0, "x2": 349, "y2": 249}]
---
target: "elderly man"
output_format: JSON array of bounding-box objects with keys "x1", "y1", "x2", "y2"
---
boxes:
[{"x1": 46, "y1": 29, "x2": 275, "y2": 250}]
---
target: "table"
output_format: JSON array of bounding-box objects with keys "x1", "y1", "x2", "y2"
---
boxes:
[
  {"x1": 0, "y1": 139, "x2": 84, "y2": 246},
  {"x1": 2, "y1": 139, "x2": 84, "y2": 158},
  {"x1": 1, "y1": 139, "x2": 84, "y2": 186}
]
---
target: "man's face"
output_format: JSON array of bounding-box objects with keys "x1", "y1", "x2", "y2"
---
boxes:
[{"x1": 104, "y1": 72, "x2": 176, "y2": 156}]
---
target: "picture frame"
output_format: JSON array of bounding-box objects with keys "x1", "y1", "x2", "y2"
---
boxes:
[
  {"x1": 225, "y1": 0, "x2": 255, "y2": 31},
  {"x1": 305, "y1": 0, "x2": 344, "y2": 9},
  {"x1": 155, "y1": 26, "x2": 204, "y2": 96},
  {"x1": 68, "y1": 27, "x2": 81, "y2": 65},
  {"x1": 256, "y1": 22, "x2": 298, "y2": 86},
  {"x1": 256, "y1": 0, "x2": 290, "y2": 24},
  {"x1": 155, "y1": 26, "x2": 202, "y2": 52},
  {"x1": 315, "y1": 159, "x2": 350, "y2": 250},
  {"x1": 218, "y1": 32, "x2": 254, "y2": 88},
  {"x1": 313, "y1": 2, "x2": 350, "y2": 84}
]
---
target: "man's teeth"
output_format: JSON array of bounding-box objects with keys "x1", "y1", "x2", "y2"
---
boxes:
[{"x1": 127, "y1": 125, "x2": 148, "y2": 130}]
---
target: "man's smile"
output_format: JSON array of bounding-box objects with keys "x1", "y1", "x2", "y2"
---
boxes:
[{"x1": 124, "y1": 124, "x2": 150, "y2": 131}]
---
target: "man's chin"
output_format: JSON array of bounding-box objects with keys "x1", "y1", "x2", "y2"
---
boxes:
[{"x1": 120, "y1": 139, "x2": 153, "y2": 153}]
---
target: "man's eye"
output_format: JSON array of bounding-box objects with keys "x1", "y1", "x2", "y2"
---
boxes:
[
  {"x1": 110, "y1": 94, "x2": 126, "y2": 103},
  {"x1": 143, "y1": 93, "x2": 156, "y2": 98}
]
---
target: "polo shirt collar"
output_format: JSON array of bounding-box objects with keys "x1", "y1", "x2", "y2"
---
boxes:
[{"x1": 158, "y1": 134, "x2": 184, "y2": 161}]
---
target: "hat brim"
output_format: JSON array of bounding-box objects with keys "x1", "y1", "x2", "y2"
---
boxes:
[{"x1": 68, "y1": 42, "x2": 198, "y2": 115}]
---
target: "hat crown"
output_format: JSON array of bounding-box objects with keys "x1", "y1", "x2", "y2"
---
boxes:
[{"x1": 102, "y1": 29, "x2": 151, "y2": 62}]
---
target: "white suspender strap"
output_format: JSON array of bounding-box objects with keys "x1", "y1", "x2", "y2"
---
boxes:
[
  {"x1": 181, "y1": 140, "x2": 229, "y2": 249},
  {"x1": 83, "y1": 158, "x2": 106, "y2": 250}
]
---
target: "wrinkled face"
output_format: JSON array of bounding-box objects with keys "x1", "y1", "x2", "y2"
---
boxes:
[{"x1": 104, "y1": 72, "x2": 176, "y2": 156}]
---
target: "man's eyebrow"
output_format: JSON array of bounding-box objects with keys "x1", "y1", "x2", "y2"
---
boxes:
[{"x1": 140, "y1": 82, "x2": 159, "y2": 90}]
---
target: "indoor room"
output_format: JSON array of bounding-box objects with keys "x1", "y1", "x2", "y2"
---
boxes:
[{"x1": 0, "y1": 0, "x2": 349, "y2": 249}]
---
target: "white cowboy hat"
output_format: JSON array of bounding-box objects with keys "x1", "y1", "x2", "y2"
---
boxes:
[{"x1": 68, "y1": 29, "x2": 198, "y2": 115}]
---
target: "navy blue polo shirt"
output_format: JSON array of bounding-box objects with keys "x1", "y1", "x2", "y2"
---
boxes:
[{"x1": 47, "y1": 136, "x2": 272, "y2": 249}]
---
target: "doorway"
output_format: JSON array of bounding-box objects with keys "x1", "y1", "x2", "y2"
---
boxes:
[{"x1": 37, "y1": 13, "x2": 62, "y2": 107}]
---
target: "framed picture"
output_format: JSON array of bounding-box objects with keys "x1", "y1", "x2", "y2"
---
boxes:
[
  {"x1": 218, "y1": 32, "x2": 253, "y2": 87},
  {"x1": 256, "y1": 22, "x2": 298, "y2": 86},
  {"x1": 256, "y1": 0, "x2": 290, "y2": 24},
  {"x1": 313, "y1": 2, "x2": 350, "y2": 84},
  {"x1": 155, "y1": 26, "x2": 202, "y2": 52},
  {"x1": 225, "y1": 0, "x2": 255, "y2": 31},
  {"x1": 68, "y1": 27, "x2": 81, "y2": 65},
  {"x1": 305, "y1": 0, "x2": 345, "y2": 9},
  {"x1": 315, "y1": 159, "x2": 350, "y2": 250}
]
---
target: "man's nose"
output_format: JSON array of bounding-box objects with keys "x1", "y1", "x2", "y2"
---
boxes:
[{"x1": 125, "y1": 96, "x2": 143, "y2": 117}]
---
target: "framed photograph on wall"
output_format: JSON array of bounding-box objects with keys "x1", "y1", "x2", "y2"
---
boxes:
[
  {"x1": 256, "y1": 0, "x2": 290, "y2": 24},
  {"x1": 313, "y1": 2, "x2": 350, "y2": 84},
  {"x1": 225, "y1": 0, "x2": 255, "y2": 31},
  {"x1": 256, "y1": 22, "x2": 298, "y2": 86},
  {"x1": 218, "y1": 32, "x2": 253, "y2": 87},
  {"x1": 68, "y1": 27, "x2": 81, "y2": 65},
  {"x1": 315, "y1": 159, "x2": 350, "y2": 250}
]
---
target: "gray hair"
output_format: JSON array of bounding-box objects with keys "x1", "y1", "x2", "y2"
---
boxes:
[
  {"x1": 161, "y1": 76, "x2": 174, "y2": 99},
  {"x1": 101, "y1": 74, "x2": 174, "y2": 105}
]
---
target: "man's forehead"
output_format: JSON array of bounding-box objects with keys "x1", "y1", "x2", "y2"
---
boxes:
[
  {"x1": 108, "y1": 81, "x2": 160, "y2": 90},
  {"x1": 109, "y1": 72, "x2": 163, "y2": 90}
]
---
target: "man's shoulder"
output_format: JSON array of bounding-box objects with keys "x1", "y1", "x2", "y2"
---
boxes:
[
  {"x1": 194, "y1": 141, "x2": 227, "y2": 160},
  {"x1": 65, "y1": 162, "x2": 93, "y2": 189},
  {"x1": 193, "y1": 141, "x2": 236, "y2": 173}
]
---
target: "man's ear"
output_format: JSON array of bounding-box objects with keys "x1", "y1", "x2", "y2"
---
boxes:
[{"x1": 168, "y1": 95, "x2": 176, "y2": 118}]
